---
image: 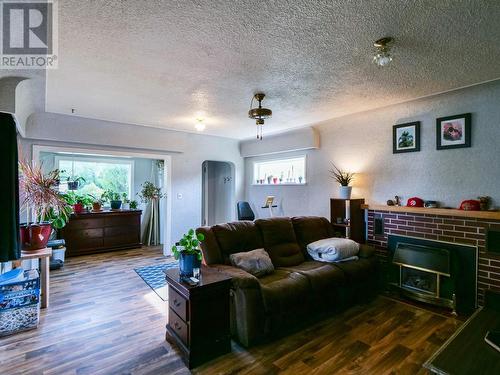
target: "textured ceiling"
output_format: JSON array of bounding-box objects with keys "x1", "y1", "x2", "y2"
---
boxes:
[{"x1": 46, "y1": 0, "x2": 500, "y2": 139}]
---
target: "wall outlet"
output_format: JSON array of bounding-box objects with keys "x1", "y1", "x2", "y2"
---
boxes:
[{"x1": 374, "y1": 217, "x2": 384, "y2": 236}]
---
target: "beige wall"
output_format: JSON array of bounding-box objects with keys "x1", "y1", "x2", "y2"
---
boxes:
[{"x1": 244, "y1": 80, "x2": 500, "y2": 219}]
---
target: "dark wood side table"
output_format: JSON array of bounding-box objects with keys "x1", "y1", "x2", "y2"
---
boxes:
[
  {"x1": 424, "y1": 290, "x2": 500, "y2": 374},
  {"x1": 164, "y1": 267, "x2": 232, "y2": 369}
]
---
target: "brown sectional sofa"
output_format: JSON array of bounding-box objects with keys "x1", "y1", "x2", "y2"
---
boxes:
[{"x1": 197, "y1": 216, "x2": 378, "y2": 347}]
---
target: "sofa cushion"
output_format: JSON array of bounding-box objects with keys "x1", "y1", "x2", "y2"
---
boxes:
[
  {"x1": 292, "y1": 216, "x2": 336, "y2": 253},
  {"x1": 212, "y1": 221, "x2": 264, "y2": 264},
  {"x1": 332, "y1": 256, "x2": 378, "y2": 282},
  {"x1": 258, "y1": 270, "x2": 311, "y2": 314},
  {"x1": 279, "y1": 261, "x2": 345, "y2": 291},
  {"x1": 255, "y1": 217, "x2": 305, "y2": 267},
  {"x1": 229, "y1": 248, "x2": 274, "y2": 278}
]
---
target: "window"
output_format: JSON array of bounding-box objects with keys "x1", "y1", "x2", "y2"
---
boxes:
[
  {"x1": 253, "y1": 156, "x2": 306, "y2": 185},
  {"x1": 56, "y1": 156, "x2": 133, "y2": 199}
]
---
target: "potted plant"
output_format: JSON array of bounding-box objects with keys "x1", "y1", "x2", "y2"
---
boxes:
[
  {"x1": 102, "y1": 190, "x2": 122, "y2": 210},
  {"x1": 121, "y1": 193, "x2": 130, "y2": 210},
  {"x1": 138, "y1": 181, "x2": 164, "y2": 203},
  {"x1": 329, "y1": 163, "x2": 355, "y2": 199},
  {"x1": 171, "y1": 229, "x2": 205, "y2": 277},
  {"x1": 19, "y1": 161, "x2": 69, "y2": 251},
  {"x1": 66, "y1": 176, "x2": 85, "y2": 191},
  {"x1": 63, "y1": 192, "x2": 92, "y2": 214},
  {"x1": 129, "y1": 200, "x2": 138, "y2": 210},
  {"x1": 91, "y1": 195, "x2": 103, "y2": 211}
]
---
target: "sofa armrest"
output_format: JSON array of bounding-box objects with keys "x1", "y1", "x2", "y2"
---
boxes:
[
  {"x1": 207, "y1": 264, "x2": 265, "y2": 347},
  {"x1": 207, "y1": 264, "x2": 260, "y2": 289},
  {"x1": 358, "y1": 244, "x2": 376, "y2": 258}
]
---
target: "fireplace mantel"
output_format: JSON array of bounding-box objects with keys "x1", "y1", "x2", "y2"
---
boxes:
[{"x1": 362, "y1": 204, "x2": 500, "y2": 220}]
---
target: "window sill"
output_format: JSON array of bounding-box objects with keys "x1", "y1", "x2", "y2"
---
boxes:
[{"x1": 251, "y1": 183, "x2": 307, "y2": 186}]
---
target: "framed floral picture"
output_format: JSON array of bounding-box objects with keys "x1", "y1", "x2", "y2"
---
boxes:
[
  {"x1": 436, "y1": 113, "x2": 471, "y2": 150},
  {"x1": 393, "y1": 121, "x2": 420, "y2": 154}
]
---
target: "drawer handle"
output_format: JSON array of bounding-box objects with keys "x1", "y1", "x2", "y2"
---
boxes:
[
  {"x1": 174, "y1": 322, "x2": 181, "y2": 330},
  {"x1": 173, "y1": 299, "x2": 181, "y2": 307}
]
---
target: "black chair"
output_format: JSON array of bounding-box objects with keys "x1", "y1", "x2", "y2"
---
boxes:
[{"x1": 237, "y1": 201, "x2": 255, "y2": 221}]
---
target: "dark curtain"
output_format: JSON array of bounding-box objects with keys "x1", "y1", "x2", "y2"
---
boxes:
[{"x1": 0, "y1": 113, "x2": 20, "y2": 262}]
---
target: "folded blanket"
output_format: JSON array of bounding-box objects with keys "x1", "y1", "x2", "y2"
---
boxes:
[{"x1": 307, "y1": 238, "x2": 360, "y2": 263}]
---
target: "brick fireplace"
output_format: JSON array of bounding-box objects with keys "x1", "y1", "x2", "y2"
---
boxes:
[{"x1": 366, "y1": 205, "x2": 500, "y2": 306}]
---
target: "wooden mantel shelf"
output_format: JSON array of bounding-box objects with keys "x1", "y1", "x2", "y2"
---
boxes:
[{"x1": 362, "y1": 204, "x2": 500, "y2": 220}]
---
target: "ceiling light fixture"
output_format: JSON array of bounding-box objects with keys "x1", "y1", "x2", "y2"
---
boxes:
[
  {"x1": 373, "y1": 37, "x2": 394, "y2": 67},
  {"x1": 248, "y1": 93, "x2": 272, "y2": 140},
  {"x1": 195, "y1": 118, "x2": 206, "y2": 131}
]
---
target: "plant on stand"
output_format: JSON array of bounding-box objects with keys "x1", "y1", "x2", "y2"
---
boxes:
[
  {"x1": 329, "y1": 163, "x2": 355, "y2": 199},
  {"x1": 139, "y1": 181, "x2": 164, "y2": 246},
  {"x1": 19, "y1": 161, "x2": 70, "y2": 251},
  {"x1": 171, "y1": 229, "x2": 205, "y2": 277}
]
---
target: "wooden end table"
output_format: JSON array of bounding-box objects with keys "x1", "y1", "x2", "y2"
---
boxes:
[
  {"x1": 164, "y1": 267, "x2": 232, "y2": 369},
  {"x1": 20, "y1": 247, "x2": 52, "y2": 308},
  {"x1": 424, "y1": 291, "x2": 500, "y2": 374}
]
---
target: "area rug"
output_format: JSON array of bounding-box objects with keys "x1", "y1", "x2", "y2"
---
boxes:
[{"x1": 134, "y1": 262, "x2": 178, "y2": 301}]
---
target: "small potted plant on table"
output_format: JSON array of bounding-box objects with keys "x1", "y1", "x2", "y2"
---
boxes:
[
  {"x1": 171, "y1": 229, "x2": 205, "y2": 277},
  {"x1": 121, "y1": 193, "x2": 130, "y2": 210},
  {"x1": 102, "y1": 190, "x2": 122, "y2": 210}
]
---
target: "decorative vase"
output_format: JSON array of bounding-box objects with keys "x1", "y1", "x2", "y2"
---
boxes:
[
  {"x1": 19, "y1": 223, "x2": 52, "y2": 251},
  {"x1": 179, "y1": 253, "x2": 202, "y2": 277},
  {"x1": 110, "y1": 200, "x2": 122, "y2": 210},
  {"x1": 339, "y1": 186, "x2": 352, "y2": 200},
  {"x1": 73, "y1": 203, "x2": 84, "y2": 214},
  {"x1": 92, "y1": 202, "x2": 102, "y2": 211},
  {"x1": 122, "y1": 202, "x2": 130, "y2": 210}
]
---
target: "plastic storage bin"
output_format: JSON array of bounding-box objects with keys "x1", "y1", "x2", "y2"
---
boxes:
[{"x1": 0, "y1": 269, "x2": 40, "y2": 336}]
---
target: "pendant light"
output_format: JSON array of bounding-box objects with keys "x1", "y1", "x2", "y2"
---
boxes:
[
  {"x1": 373, "y1": 37, "x2": 394, "y2": 67},
  {"x1": 248, "y1": 93, "x2": 272, "y2": 140}
]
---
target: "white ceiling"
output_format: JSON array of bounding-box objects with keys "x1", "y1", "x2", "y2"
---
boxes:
[{"x1": 46, "y1": 0, "x2": 500, "y2": 139}]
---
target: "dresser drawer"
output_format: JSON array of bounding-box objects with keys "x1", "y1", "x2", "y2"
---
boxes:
[
  {"x1": 67, "y1": 218, "x2": 105, "y2": 230},
  {"x1": 169, "y1": 286, "x2": 188, "y2": 321},
  {"x1": 169, "y1": 308, "x2": 189, "y2": 347}
]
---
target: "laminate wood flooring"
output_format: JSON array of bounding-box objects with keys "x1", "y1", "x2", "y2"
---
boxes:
[{"x1": 0, "y1": 247, "x2": 460, "y2": 375}]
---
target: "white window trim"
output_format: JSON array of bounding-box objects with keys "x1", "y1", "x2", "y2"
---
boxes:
[
  {"x1": 54, "y1": 155, "x2": 134, "y2": 198},
  {"x1": 252, "y1": 155, "x2": 307, "y2": 186}
]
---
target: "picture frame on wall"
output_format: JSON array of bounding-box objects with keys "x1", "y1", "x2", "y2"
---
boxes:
[
  {"x1": 393, "y1": 121, "x2": 420, "y2": 154},
  {"x1": 436, "y1": 113, "x2": 471, "y2": 150}
]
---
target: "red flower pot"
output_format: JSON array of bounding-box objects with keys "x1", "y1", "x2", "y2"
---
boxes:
[
  {"x1": 19, "y1": 223, "x2": 52, "y2": 251},
  {"x1": 73, "y1": 203, "x2": 84, "y2": 214}
]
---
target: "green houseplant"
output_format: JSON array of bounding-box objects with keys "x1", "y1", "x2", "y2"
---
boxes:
[
  {"x1": 102, "y1": 189, "x2": 122, "y2": 210},
  {"x1": 329, "y1": 163, "x2": 355, "y2": 199},
  {"x1": 171, "y1": 229, "x2": 205, "y2": 277},
  {"x1": 129, "y1": 200, "x2": 138, "y2": 210},
  {"x1": 121, "y1": 192, "x2": 130, "y2": 210},
  {"x1": 19, "y1": 161, "x2": 69, "y2": 250}
]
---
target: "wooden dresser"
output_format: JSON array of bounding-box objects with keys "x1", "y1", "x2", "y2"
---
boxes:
[
  {"x1": 61, "y1": 210, "x2": 142, "y2": 257},
  {"x1": 164, "y1": 267, "x2": 231, "y2": 369}
]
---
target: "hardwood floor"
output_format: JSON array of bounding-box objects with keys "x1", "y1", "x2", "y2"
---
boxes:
[{"x1": 0, "y1": 248, "x2": 461, "y2": 375}]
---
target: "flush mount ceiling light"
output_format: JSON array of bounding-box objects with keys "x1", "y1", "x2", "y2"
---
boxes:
[
  {"x1": 373, "y1": 37, "x2": 394, "y2": 67},
  {"x1": 248, "y1": 93, "x2": 272, "y2": 140},
  {"x1": 195, "y1": 118, "x2": 206, "y2": 131}
]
